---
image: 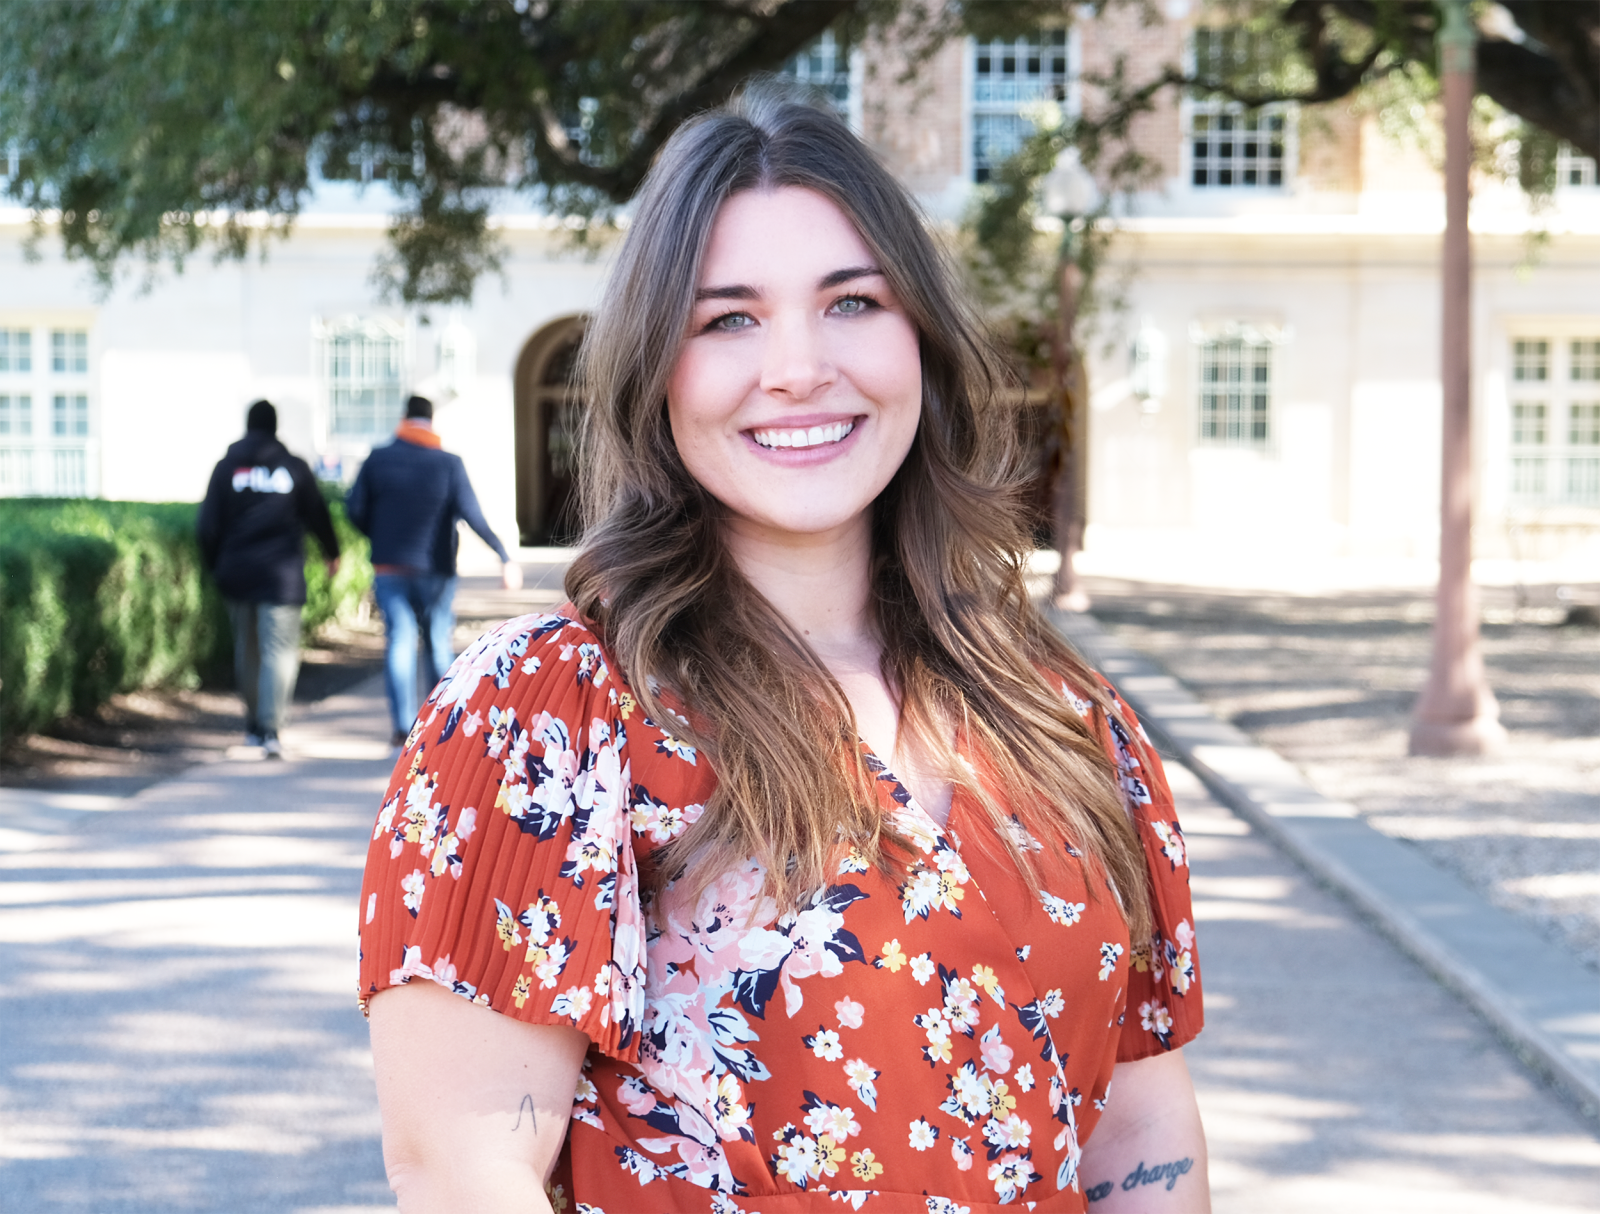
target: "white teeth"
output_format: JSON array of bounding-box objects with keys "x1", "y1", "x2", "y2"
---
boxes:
[{"x1": 751, "y1": 421, "x2": 855, "y2": 450}]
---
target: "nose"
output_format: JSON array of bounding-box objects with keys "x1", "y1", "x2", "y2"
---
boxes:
[{"x1": 758, "y1": 312, "x2": 834, "y2": 401}]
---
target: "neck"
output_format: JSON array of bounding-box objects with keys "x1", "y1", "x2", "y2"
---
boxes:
[{"x1": 723, "y1": 514, "x2": 878, "y2": 667}]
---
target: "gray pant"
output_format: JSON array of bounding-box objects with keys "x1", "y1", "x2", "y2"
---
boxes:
[{"x1": 226, "y1": 600, "x2": 302, "y2": 737}]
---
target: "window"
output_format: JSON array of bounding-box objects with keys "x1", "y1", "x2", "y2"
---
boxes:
[
  {"x1": 1557, "y1": 145, "x2": 1598, "y2": 189},
  {"x1": 53, "y1": 393, "x2": 88, "y2": 438},
  {"x1": 1187, "y1": 29, "x2": 1292, "y2": 189},
  {"x1": 971, "y1": 31, "x2": 1073, "y2": 183},
  {"x1": 782, "y1": 30, "x2": 851, "y2": 118},
  {"x1": 0, "y1": 328, "x2": 31, "y2": 372},
  {"x1": 321, "y1": 318, "x2": 407, "y2": 439},
  {"x1": 1196, "y1": 326, "x2": 1274, "y2": 446},
  {"x1": 1510, "y1": 335, "x2": 1600, "y2": 507},
  {"x1": 52, "y1": 329, "x2": 88, "y2": 373},
  {"x1": 0, "y1": 394, "x2": 33, "y2": 492},
  {"x1": 0, "y1": 322, "x2": 95, "y2": 496}
]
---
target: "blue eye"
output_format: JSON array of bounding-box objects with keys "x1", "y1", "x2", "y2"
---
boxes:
[
  {"x1": 833, "y1": 296, "x2": 878, "y2": 316},
  {"x1": 707, "y1": 312, "x2": 754, "y2": 332}
]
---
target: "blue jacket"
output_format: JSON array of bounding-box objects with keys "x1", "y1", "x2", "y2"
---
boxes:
[{"x1": 345, "y1": 431, "x2": 510, "y2": 576}]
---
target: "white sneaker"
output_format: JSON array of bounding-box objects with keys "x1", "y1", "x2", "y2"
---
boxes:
[{"x1": 262, "y1": 736, "x2": 284, "y2": 760}]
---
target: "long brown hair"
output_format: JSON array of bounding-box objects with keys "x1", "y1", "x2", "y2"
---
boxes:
[{"x1": 566, "y1": 85, "x2": 1149, "y2": 939}]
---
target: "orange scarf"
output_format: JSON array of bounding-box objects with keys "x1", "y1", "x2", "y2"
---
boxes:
[{"x1": 395, "y1": 420, "x2": 442, "y2": 449}]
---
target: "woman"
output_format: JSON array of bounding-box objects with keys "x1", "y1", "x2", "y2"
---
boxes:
[{"x1": 359, "y1": 88, "x2": 1207, "y2": 1214}]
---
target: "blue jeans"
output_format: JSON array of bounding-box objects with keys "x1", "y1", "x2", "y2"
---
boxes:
[
  {"x1": 373, "y1": 572, "x2": 457, "y2": 736},
  {"x1": 226, "y1": 600, "x2": 302, "y2": 737}
]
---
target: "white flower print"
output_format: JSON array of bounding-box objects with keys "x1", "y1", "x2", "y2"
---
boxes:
[
  {"x1": 1151, "y1": 819, "x2": 1187, "y2": 868},
  {"x1": 843, "y1": 1058, "x2": 880, "y2": 1111},
  {"x1": 988, "y1": 1150, "x2": 1042, "y2": 1204},
  {"x1": 1099, "y1": 941, "x2": 1125, "y2": 980},
  {"x1": 807, "y1": 1027, "x2": 843, "y2": 1062},
  {"x1": 910, "y1": 953, "x2": 936, "y2": 985},
  {"x1": 803, "y1": 1101, "x2": 860, "y2": 1144},
  {"x1": 1038, "y1": 988, "x2": 1065, "y2": 1018},
  {"x1": 400, "y1": 869, "x2": 426, "y2": 916},
  {"x1": 908, "y1": 1118, "x2": 939, "y2": 1151},
  {"x1": 1040, "y1": 891, "x2": 1086, "y2": 926},
  {"x1": 835, "y1": 996, "x2": 865, "y2": 1029}
]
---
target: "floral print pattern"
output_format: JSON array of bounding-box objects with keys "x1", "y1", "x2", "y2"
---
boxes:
[{"x1": 359, "y1": 610, "x2": 1202, "y2": 1213}]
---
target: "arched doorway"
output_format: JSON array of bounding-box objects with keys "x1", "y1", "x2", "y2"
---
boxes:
[{"x1": 513, "y1": 317, "x2": 586, "y2": 546}]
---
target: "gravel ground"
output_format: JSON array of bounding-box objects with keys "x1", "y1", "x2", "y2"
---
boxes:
[{"x1": 1080, "y1": 577, "x2": 1600, "y2": 977}]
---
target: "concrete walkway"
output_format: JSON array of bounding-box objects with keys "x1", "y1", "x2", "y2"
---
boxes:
[
  {"x1": 0, "y1": 678, "x2": 396, "y2": 1213},
  {"x1": 3, "y1": 629, "x2": 1599, "y2": 1210}
]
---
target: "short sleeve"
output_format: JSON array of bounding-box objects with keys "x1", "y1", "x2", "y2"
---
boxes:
[
  {"x1": 1092, "y1": 684, "x2": 1205, "y2": 1062},
  {"x1": 357, "y1": 611, "x2": 646, "y2": 1063}
]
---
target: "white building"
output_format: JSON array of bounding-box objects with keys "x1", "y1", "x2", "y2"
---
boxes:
[{"x1": 3, "y1": 12, "x2": 1597, "y2": 574}]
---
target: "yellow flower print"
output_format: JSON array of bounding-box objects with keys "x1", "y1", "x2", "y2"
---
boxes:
[
  {"x1": 877, "y1": 939, "x2": 908, "y2": 972},
  {"x1": 816, "y1": 1134, "x2": 845, "y2": 1178},
  {"x1": 512, "y1": 973, "x2": 532, "y2": 1009},
  {"x1": 618, "y1": 691, "x2": 636, "y2": 719},
  {"x1": 850, "y1": 1148, "x2": 885, "y2": 1181},
  {"x1": 970, "y1": 963, "x2": 1004, "y2": 1004},
  {"x1": 494, "y1": 899, "x2": 524, "y2": 951}
]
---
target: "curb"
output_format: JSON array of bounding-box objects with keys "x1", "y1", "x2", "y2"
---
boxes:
[{"x1": 1050, "y1": 607, "x2": 1600, "y2": 1129}]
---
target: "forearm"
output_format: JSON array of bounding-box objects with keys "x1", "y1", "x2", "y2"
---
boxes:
[
  {"x1": 1079, "y1": 1050, "x2": 1210, "y2": 1212},
  {"x1": 370, "y1": 982, "x2": 587, "y2": 1214}
]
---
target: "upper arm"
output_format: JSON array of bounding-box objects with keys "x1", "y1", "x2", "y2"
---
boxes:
[
  {"x1": 369, "y1": 980, "x2": 588, "y2": 1213},
  {"x1": 1079, "y1": 1049, "x2": 1210, "y2": 1212}
]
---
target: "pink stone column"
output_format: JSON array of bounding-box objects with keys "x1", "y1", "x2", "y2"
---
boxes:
[{"x1": 1409, "y1": 0, "x2": 1506, "y2": 756}]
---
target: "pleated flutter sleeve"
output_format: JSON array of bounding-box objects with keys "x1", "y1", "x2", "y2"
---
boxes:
[
  {"x1": 357, "y1": 611, "x2": 646, "y2": 1063},
  {"x1": 1092, "y1": 684, "x2": 1205, "y2": 1061}
]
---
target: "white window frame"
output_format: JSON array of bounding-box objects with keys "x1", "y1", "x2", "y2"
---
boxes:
[
  {"x1": 967, "y1": 29, "x2": 1080, "y2": 185},
  {"x1": 1190, "y1": 319, "x2": 1288, "y2": 449},
  {"x1": 781, "y1": 29, "x2": 862, "y2": 132},
  {"x1": 1555, "y1": 144, "x2": 1598, "y2": 190},
  {"x1": 1505, "y1": 329, "x2": 1600, "y2": 510},
  {"x1": 313, "y1": 316, "x2": 411, "y2": 448},
  {"x1": 1180, "y1": 28, "x2": 1297, "y2": 192},
  {"x1": 0, "y1": 317, "x2": 97, "y2": 498}
]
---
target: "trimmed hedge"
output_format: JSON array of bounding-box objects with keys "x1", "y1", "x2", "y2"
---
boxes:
[{"x1": 0, "y1": 490, "x2": 371, "y2": 741}]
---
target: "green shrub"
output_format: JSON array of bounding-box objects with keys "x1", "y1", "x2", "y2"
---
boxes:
[{"x1": 0, "y1": 495, "x2": 370, "y2": 742}]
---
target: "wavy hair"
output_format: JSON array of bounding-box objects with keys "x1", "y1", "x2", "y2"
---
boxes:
[{"x1": 566, "y1": 85, "x2": 1149, "y2": 939}]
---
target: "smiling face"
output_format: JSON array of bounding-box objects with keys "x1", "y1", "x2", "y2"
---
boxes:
[{"x1": 665, "y1": 186, "x2": 923, "y2": 552}]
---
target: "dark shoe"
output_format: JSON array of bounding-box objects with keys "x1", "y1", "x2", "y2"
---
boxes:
[
  {"x1": 391, "y1": 729, "x2": 409, "y2": 748},
  {"x1": 243, "y1": 732, "x2": 264, "y2": 748}
]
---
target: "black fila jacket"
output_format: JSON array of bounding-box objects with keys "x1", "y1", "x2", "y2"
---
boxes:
[{"x1": 197, "y1": 430, "x2": 340, "y2": 604}]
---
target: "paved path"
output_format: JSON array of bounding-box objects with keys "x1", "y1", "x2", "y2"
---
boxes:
[
  {"x1": 1077, "y1": 576, "x2": 1600, "y2": 976},
  {"x1": 1177, "y1": 759, "x2": 1600, "y2": 1213},
  {"x1": 3, "y1": 640, "x2": 1598, "y2": 1210},
  {"x1": 0, "y1": 680, "x2": 395, "y2": 1213}
]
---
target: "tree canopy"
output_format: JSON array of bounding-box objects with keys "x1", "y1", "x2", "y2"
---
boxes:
[{"x1": 1, "y1": 0, "x2": 1591, "y2": 303}]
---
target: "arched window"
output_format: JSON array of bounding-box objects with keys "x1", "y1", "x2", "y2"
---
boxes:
[{"x1": 513, "y1": 318, "x2": 586, "y2": 545}]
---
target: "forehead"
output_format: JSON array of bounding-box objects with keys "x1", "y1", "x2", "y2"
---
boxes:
[{"x1": 698, "y1": 187, "x2": 875, "y2": 282}]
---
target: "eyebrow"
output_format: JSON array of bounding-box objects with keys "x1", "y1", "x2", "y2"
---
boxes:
[{"x1": 693, "y1": 265, "x2": 884, "y2": 303}]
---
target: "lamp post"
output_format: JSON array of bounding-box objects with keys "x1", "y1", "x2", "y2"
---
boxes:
[{"x1": 1409, "y1": 0, "x2": 1506, "y2": 756}]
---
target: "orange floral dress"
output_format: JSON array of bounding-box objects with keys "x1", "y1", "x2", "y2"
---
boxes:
[{"x1": 358, "y1": 609, "x2": 1202, "y2": 1214}]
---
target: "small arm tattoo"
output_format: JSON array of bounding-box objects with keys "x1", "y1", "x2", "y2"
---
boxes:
[
  {"x1": 512, "y1": 1094, "x2": 538, "y2": 1132},
  {"x1": 1123, "y1": 1157, "x2": 1194, "y2": 1193}
]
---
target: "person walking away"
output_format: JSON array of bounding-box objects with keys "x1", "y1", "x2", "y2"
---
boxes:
[
  {"x1": 198, "y1": 399, "x2": 341, "y2": 759},
  {"x1": 344, "y1": 394, "x2": 522, "y2": 747}
]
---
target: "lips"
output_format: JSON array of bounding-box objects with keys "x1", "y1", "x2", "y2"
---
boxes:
[{"x1": 749, "y1": 420, "x2": 857, "y2": 450}]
